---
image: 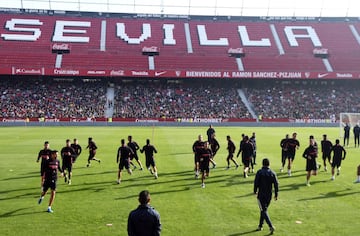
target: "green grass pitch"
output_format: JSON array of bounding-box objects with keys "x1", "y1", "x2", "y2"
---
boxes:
[{"x1": 0, "y1": 126, "x2": 359, "y2": 236}]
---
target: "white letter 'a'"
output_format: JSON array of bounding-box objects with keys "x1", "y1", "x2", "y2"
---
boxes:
[
  {"x1": 117, "y1": 23, "x2": 151, "y2": 44},
  {"x1": 284, "y1": 26, "x2": 322, "y2": 47}
]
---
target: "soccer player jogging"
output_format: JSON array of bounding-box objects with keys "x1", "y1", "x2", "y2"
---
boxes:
[
  {"x1": 238, "y1": 135, "x2": 254, "y2": 178},
  {"x1": 199, "y1": 142, "x2": 212, "y2": 188},
  {"x1": 36, "y1": 141, "x2": 52, "y2": 188},
  {"x1": 140, "y1": 139, "x2": 158, "y2": 179},
  {"x1": 285, "y1": 132, "x2": 300, "y2": 176},
  {"x1": 303, "y1": 137, "x2": 318, "y2": 186},
  {"x1": 321, "y1": 134, "x2": 333, "y2": 171},
  {"x1": 86, "y1": 137, "x2": 100, "y2": 167},
  {"x1": 209, "y1": 133, "x2": 219, "y2": 168},
  {"x1": 330, "y1": 139, "x2": 346, "y2": 180},
  {"x1": 71, "y1": 138, "x2": 82, "y2": 163},
  {"x1": 280, "y1": 134, "x2": 289, "y2": 172},
  {"x1": 61, "y1": 139, "x2": 76, "y2": 185},
  {"x1": 38, "y1": 150, "x2": 63, "y2": 213},
  {"x1": 128, "y1": 135, "x2": 144, "y2": 170},
  {"x1": 116, "y1": 139, "x2": 133, "y2": 184},
  {"x1": 192, "y1": 135, "x2": 204, "y2": 179},
  {"x1": 254, "y1": 158, "x2": 278, "y2": 234},
  {"x1": 226, "y1": 135, "x2": 239, "y2": 170}
]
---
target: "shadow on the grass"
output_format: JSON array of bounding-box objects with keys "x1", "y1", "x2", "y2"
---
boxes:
[
  {"x1": 298, "y1": 187, "x2": 360, "y2": 201},
  {"x1": 228, "y1": 229, "x2": 272, "y2": 235},
  {"x1": 0, "y1": 207, "x2": 45, "y2": 218},
  {"x1": 1, "y1": 172, "x2": 39, "y2": 181}
]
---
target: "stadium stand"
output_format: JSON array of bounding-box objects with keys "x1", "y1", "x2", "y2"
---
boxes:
[
  {"x1": 1, "y1": 77, "x2": 359, "y2": 121},
  {"x1": 0, "y1": 12, "x2": 360, "y2": 76},
  {"x1": 0, "y1": 78, "x2": 106, "y2": 119},
  {"x1": 1, "y1": 10, "x2": 360, "y2": 122},
  {"x1": 112, "y1": 80, "x2": 248, "y2": 119}
]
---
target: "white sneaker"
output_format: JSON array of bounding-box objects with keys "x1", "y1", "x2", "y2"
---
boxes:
[
  {"x1": 201, "y1": 183, "x2": 205, "y2": 188},
  {"x1": 331, "y1": 176, "x2": 335, "y2": 180},
  {"x1": 288, "y1": 170, "x2": 292, "y2": 176},
  {"x1": 280, "y1": 168, "x2": 283, "y2": 173}
]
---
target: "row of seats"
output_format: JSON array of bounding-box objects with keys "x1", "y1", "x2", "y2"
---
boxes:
[{"x1": 0, "y1": 14, "x2": 360, "y2": 72}]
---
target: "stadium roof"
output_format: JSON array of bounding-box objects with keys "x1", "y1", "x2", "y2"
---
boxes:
[{"x1": 0, "y1": 0, "x2": 359, "y2": 18}]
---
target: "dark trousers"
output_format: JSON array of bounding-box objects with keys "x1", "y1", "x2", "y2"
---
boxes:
[
  {"x1": 257, "y1": 197, "x2": 273, "y2": 228},
  {"x1": 355, "y1": 135, "x2": 360, "y2": 147}
]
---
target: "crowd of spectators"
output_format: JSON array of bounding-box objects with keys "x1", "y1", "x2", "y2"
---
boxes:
[
  {"x1": 113, "y1": 81, "x2": 248, "y2": 119},
  {"x1": 0, "y1": 78, "x2": 106, "y2": 119},
  {"x1": 245, "y1": 81, "x2": 360, "y2": 120},
  {"x1": 1, "y1": 78, "x2": 360, "y2": 120}
]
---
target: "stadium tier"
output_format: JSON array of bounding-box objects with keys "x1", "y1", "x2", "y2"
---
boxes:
[{"x1": 0, "y1": 10, "x2": 360, "y2": 79}]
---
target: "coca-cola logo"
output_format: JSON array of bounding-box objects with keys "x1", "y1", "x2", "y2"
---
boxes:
[
  {"x1": 142, "y1": 46, "x2": 159, "y2": 53},
  {"x1": 52, "y1": 43, "x2": 70, "y2": 51},
  {"x1": 228, "y1": 48, "x2": 244, "y2": 54},
  {"x1": 313, "y1": 48, "x2": 328, "y2": 55},
  {"x1": 110, "y1": 70, "x2": 125, "y2": 76}
]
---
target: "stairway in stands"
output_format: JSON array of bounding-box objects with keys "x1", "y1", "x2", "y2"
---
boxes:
[
  {"x1": 237, "y1": 89, "x2": 258, "y2": 120},
  {"x1": 104, "y1": 84, "x2": 115, "y2": 118}
]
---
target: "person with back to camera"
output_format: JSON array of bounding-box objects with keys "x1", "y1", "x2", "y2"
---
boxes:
[
  {"x1": 330, "y1": 139, "x2": 346, "y2": 180},
  {"x1": 321, "y1": 134, "x2": 333, "y2": 172},
  {"x1": 353, "y1": 124, "x2": 360, "y2": 147},
  {"x1": 254, "y1": 158, "x2": 278, "y2": 235},
  {"x1": 128, "y1": 190, "x2": 161, "y2": 236},
  {"x1": 343, "y1": 123, "x2": 350, "y2": 147}
]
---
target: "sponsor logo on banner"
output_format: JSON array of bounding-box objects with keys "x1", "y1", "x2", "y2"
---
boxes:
[
  {"x1": 336, "y1": 73, "x2": 353, "y2": 78},
  {"x1": 317, "y1": 73, "x2": 328, "y2": 78},
  {"x1": 131, "y1": 71, "x2": 149, "y2": 76},
  {"x1": 110, "y1": 70, "x2": 125, "y2": 76},
  {"x1": 180, "y1": 118, "x2": 222, "y2": 123},
  {"x1": 305, "y1": 72, "x2": 310, "y2": 78},
  {"x1": 54, "y1": 69, "x2": 80, "y2": 75},
  {"x1": 87, "y1": 70, "x2": 106, "y2": 75},
  {"x1": 175, "y1": 71, "x2": 181, "y2": 77},
  {"x1": 135, "y1": 119, "x2": 159, "y2": 123},
  {"x1": 12, "y1": 67, "x2": 44, "y2": 75},
  {"x1": 155, "y1": 71, "x2": 167, "y2": 76},
  {"x1": 2, "y1": 118, "x2": 26, "y2": 122}
]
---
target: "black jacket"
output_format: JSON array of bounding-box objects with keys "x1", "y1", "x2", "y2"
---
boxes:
[{"x1": 128, "y1": 204, "x2": 161, "y2": 236}]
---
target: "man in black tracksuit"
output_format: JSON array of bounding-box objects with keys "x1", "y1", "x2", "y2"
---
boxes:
[
  {"x1": 254, "y1": 158, "x2": 278, "y2": 234},
  {"x1": 128, "y1": 190, "x2": 161, "y2": 236}
]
